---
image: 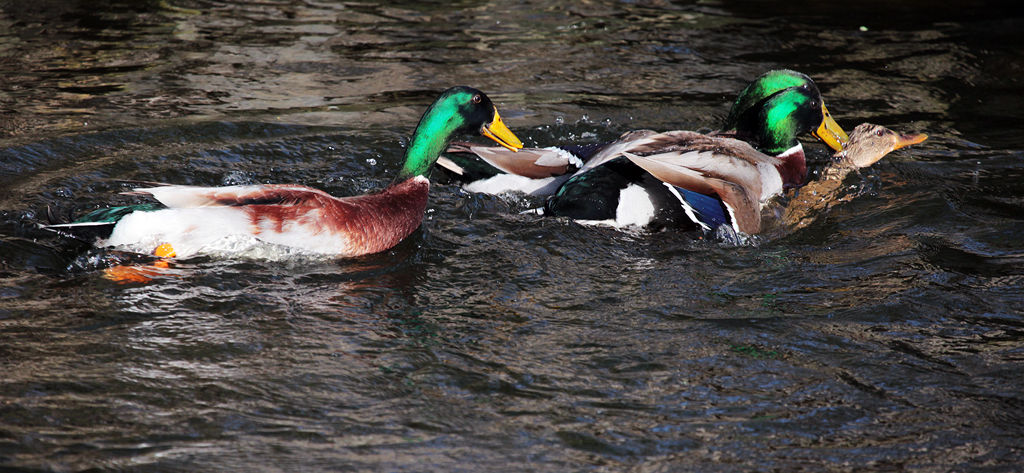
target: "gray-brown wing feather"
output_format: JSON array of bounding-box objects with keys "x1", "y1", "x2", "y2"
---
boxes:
[
  {"x1": 621, "y1": 148, "x2": 769, "y2": 234},
  {"x1": 445, "y1": 143, "x2": 577, "y2": 178}
]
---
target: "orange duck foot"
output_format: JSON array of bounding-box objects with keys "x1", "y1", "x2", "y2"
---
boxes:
[{"x1": 103, "y1": 243, "x2": 177, "y2": 284}]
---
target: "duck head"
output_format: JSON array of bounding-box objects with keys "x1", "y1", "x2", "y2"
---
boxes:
[
  {"x1": 397, "y1": 86, "x2": 523, "y2": 180},
  {"x1": 723, "y1": 70, "x2": 848, "y2": 156},
  {"x1": 835, "y1": 123, "x2": 927, "y2": 168}
]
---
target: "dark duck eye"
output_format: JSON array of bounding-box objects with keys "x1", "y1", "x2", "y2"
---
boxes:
[{"x1": 472, "y1": 94, "x2": 482, "y2": 104}]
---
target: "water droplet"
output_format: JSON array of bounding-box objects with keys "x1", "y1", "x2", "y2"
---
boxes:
[
  {"x1": 554, "y1": 116, "x2": 564, "y2": 125},
  {"x1": 221, "y1": 171, "x2": 250, "y2": 186},
  {"x1": 366, "y1": 158, "x2": 377, "y2": 166}
]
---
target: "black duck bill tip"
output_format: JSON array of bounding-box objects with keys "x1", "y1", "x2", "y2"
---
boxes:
[
  {"x1": 813, "y1": 104, "x2": 849, "y2": 152},
  {"x1": 481, "y1": 108, "x2": 523, "y2": 152}
]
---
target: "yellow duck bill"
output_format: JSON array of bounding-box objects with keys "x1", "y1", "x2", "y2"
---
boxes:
[
  {"x1": 813, "y1": 104, "x2": 849, "y2": 152},
  {"x1": 481, "y1": 108, "x2": 524, "y2": 152}
]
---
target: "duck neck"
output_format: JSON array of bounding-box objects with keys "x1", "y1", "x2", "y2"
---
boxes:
[
  {"x1": 396, "y1": 132, "x2": 446, "y2": 182},
  {"x1": 395, "y1": 99, "x2": 466, "y2": 183},
  {"x1": 772, "y1": 143, "x2": 808, "y2": 188}
]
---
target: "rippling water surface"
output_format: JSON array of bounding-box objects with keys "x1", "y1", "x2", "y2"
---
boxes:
[{"x1": 2, "y1": 1, "x2": 1024, "y2": 471}]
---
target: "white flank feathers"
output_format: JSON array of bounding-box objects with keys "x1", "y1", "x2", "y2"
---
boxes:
[
  {"x1": 463, "y1": 174, "x2": 571, "y2": 197},
  {"x1": 105, "y1": 206, "x2": 357, "y2": 259},
  {"x1": 615, "y1": 184, "x2": 657, "y2": 227},
  {"x1": 106, "y1": 207, "x2": 252, "y2": 257},
  {"x1": 102, "y1": 184, "x2": 374, "y2": 259},
  {"x1": 577, "y1": 184, "x2": 655, "y2": 229}
]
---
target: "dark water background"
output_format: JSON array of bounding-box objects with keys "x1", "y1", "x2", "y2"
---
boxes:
[{"x1": 3, "y1": 1, "x2": 1024, "y2": 471}]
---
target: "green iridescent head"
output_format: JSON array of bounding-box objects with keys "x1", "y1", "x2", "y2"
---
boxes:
[
  {"x1": 722, "y1": 70, "x2": 847, "y2": 156},
  {"x1": 396, "y1": 86, "x2": 522, "y2": 181}
]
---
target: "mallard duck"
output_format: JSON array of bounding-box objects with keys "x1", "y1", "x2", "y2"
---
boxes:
[
  {"x1": 829, "y1": 123, "x2": 927, "y2": 170},
  {"x1": 615, "y1": 122, "x2": 926, "y2": 235},
  {"x1": 437, "y1": 70, "x2": 847, "y2": 205},
  {"x1": 45, "y1": 86, "x2": 523, "y2": 259},
  {"x1": 779, "y1": 123, "x2": 927, "y2": 231}
]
